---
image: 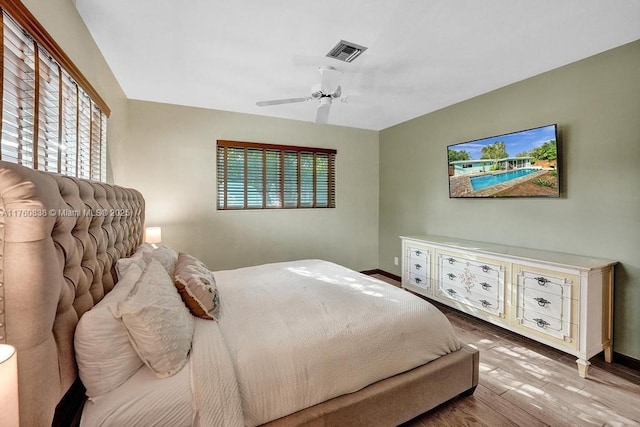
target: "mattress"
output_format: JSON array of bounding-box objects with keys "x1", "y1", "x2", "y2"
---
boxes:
[{"x1": 81, "y1": 259, "x2": 460, "y2": 426}]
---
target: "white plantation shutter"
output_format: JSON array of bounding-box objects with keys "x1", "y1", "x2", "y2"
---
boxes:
[
  {"x1": 283, "y1": 151, "x2": 298, "y2": 208},
  {"x1": 217, "y1": 140, "x2": 336, "y2": 210},
  {"x1": 315, "y1": 154, "x2": 331, "y2": 208},
  {"x1": 60, "y1": 70, "x2": 77, "y2": 176},
  {"x1": 36, "y1": 47, "x2": 59, "y2": 172},
  {"x1": 76, "y1": 89, "x2": 91, "y2": 179},
  {"x1": 100, "y1": 111, "x2": 107, "y2": 182},
  {"x1": 0, "y1": 8, "x2": 109, "y2": 181},
  {"x1": 265, "y1": 149, "x2": 281, "y2": 207},
  {"x1": 2, "y1": 15, "x2": 35, "y2": 167}
]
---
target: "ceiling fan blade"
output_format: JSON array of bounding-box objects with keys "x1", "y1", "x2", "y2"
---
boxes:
[
  {"x1": 319, "y1": 66, "x2": 342, "y2": 94},
  {"x1": 315, "y1": 99, "x2": 332, "y2": 124},
  {"x1": 256, "y1": 97, "x2": 309, "y2": 107}
]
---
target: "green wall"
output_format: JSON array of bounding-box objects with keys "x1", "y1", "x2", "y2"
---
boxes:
[
  {"x1": 379, "y1": 40, "x2": 640, "y2": 359},
  {"x1": 116, "y1": 101, "x2": 380, "y2": 273}
]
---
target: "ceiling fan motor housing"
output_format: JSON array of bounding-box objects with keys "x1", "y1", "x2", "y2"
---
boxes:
[
  {"x1": 311, "y1": 83, "x2": 342, "y2": 99},
  {"x1": 318, "y1": 97, "x2": 332, "y2": 107}
]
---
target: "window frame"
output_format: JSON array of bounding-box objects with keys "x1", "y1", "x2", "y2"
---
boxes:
[{"x1": 216, "y1": 140, "x2": 337, "y2": 210}]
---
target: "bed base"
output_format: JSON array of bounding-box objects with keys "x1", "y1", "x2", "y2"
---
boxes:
[{"x1": 264, "y1": 344, "x2": 479, "y2": 426}]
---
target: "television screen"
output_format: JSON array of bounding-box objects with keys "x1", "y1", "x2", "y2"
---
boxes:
[{"x1": 447, "y1": 124, "x2": 559, "y2": 198}]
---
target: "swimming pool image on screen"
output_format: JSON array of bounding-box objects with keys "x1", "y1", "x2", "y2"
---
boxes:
[
  {"x1": 470, "y1": 168, "x2": 538, "y2": 191},
  {"x1": 447, "y1": 124, "x2": 560, "y2": 198}
]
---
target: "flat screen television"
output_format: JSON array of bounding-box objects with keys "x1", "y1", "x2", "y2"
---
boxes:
[{"x1": 447, "y1": 124, "x2": 559, "y2": 198}]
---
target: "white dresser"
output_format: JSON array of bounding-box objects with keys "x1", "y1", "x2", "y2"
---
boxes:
[{"x1": 400, "y1": 235, "x2": 616, "y2": 378}]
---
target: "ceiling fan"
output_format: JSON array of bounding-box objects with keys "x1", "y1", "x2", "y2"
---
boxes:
[{"x1": 256, "y1": 66, "x2": 344, "y2": 124}]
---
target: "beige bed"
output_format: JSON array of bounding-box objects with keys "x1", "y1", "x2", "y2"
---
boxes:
[{"x1": 0, "y1": 160, "x2": 478, "y2": 426}]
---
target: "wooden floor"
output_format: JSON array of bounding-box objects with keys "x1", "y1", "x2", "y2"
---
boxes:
[{"x1": 371, "y1": 274, "x2": 640, "y2": 427}]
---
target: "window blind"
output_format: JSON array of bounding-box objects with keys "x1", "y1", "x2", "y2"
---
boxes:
[
  {"x1": 1, "y1": 7, "x2": 108, "y2": 182},
  {"x1": 217, "y1": 140, "x2": 336, "y2": 210}
]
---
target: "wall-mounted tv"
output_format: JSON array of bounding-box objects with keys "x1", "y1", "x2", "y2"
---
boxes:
[{"x1": 448, "y1": 124, "x2": 559, "y2": 198}]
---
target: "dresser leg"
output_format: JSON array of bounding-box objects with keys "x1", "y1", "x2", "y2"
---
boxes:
[
  {"x1": 576, "y1": 358, "x2": 590, "y2": 378},
  {"x1": 604, "y1": 344, "x2": 613, "y2": 363}
]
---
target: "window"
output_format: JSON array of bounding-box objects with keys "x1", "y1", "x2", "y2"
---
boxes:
[
  {"x1": 217, "y1": 140, "x2": 336, "y2": 210},
  {"x1": 1, "y1": 4, "x2": 109, "y2": 181}
]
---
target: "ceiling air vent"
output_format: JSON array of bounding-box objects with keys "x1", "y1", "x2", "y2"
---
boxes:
[{"x1": 326, "y1": 40, "x2": 367, "y2": 63}]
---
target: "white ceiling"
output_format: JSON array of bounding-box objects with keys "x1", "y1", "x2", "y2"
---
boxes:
[{"x1": 75, "y1": 1, "x2": 640, "y2": 131}]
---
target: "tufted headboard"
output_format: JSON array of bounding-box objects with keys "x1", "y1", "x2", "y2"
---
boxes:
[{"x1": 0, "y1": 161, "x2": 145, "y2": 426}]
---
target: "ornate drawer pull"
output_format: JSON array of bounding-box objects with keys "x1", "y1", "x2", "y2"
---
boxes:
[
  {"x1": 414, "y1": 263, "x2": 422, "y2": 270},
  {"x1": 414, "y1": 277, "x2": 422, "y2": 284},
  {"x1": 447, "y1": 257, "x2": 456, "y2": 264},
  {"x1": 480, "y1": 282, "x2": 492, "y2": 290},
  {"x1": 479, "y1": 299, "x2": 492, "y2": 308},
  {"x1": 480, "y1": 265, "x2": 492, "y2": 273},
  {"x1": 533, "y1": 318, "x2": 550, "y2": 328},
  {"x1": 447, "y1": 273, "x2": 456, "y2": 280},
  {"x1": 414, "y1": 250, "x2": 422, "y2": 256},
  {"x1": 535, "y1": 277, "x2": 550, "y2": 286},
  {"x1": 446, "y1": 288, "x2": 457, "y2": 296},
  {"x1": 534, "y1": 297, "x2": 550, "y2": 307}
]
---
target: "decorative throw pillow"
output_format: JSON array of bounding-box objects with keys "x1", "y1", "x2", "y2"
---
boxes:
[
  {"x1": 173, "y1": 253, "x2": 219, "y2": 320},
  {"x1": 112, "y1": 258, "x2": 194, "y2": 378},
  {"x1": 151, "y1": 244, "x2": 179, "y2": 276},
  {"x1": 75, "y1": 261, "x2": 146, "y2": 400}
]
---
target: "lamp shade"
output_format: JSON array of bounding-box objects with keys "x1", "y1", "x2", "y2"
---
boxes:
[
  {"x1": 0, "y1": 344, "x2": 19, "y2": 426},
  {"x1": 145, "y1": 226, "x2": 162, "y2": 244}
]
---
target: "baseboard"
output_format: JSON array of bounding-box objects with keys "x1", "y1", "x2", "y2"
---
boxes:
[
  {"x1": 613, "y1": 351, "x2": 640, "y2": 372},
  {"x1": 361, "y1": 269, "x2": 401, "y2": 282}
]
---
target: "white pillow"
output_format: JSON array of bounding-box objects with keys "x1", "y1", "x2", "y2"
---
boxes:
[
  {"x1": 115, "y1": 243, "x2": 153, "y2": 279},
  {"x1": 112, "y1": 258, "x2": 194, "y2": 378},
  {"x1": 151, "y1": 244, "x2": 179, "y2": 276},
  {"x1": 75, "y1": 261, "x2": 146, "y2": 400}
]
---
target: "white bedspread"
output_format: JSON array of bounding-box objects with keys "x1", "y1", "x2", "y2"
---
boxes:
[
  {"x1": 191, "y1": 318, "x2": 244, "y2": 427},
  {"x1": 213, "y1": 259, "x2": 460, "y2": 426},
  {"x1": 81, "y1": 259, "x2": 460, "y2": 426}
]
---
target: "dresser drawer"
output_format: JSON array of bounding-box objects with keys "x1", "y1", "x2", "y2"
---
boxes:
[
  {"x1": 520, "y1": 311, "x2": 565, "y2": 337},
  {"x1": 440, "y1": 263, "x2": 501, "y2": 298},
  {"x1": 403, "y1": 244, "x2": 431, "y2": 292},
  {"x1": 438, "y1": 285, "x2": 502, "y2": 316},
  {"x1": 521, "y1": 286, "x2": 564, "y2": 320},
  {"x1": 517, "y1": 268, "x2": 575, "y2": 299},
  {"x1": 515, "y1": 265, "x2": 577, "y2": 346},
  {"x1": 408, "y1": 258, "x2": 428, "y2": 276},
  {"x1": 441, "y1": 254, "x2": 501, "y2": 282},
  {"x1": 408, "y1": 247, "x2": 428, "y2": 263},
  {"x1": 516, "y1": 306, "x2": 577, "y2": 347},
  {"x1": 438, "y1": 252, "x2": 503, "y2": 304},
  {"x1": 407, "y1": 272, "x2": 429, "y2": 289},
  {"x1": 465, "y1": 290, "x2": 501, "y2": 316}
]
